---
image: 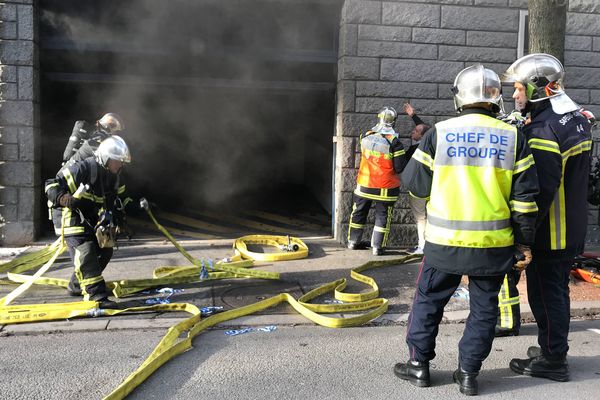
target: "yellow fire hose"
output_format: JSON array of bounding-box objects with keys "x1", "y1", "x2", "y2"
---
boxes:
[
  {"x1": 0, "y1": 203, "x2": 422, "y2": 399},
  {"x1": 233, "y1": 235, "x2": 309, "y2": 261},
  {"x1": 0, "y1": 203, "x2": 284, "y2": 299}
]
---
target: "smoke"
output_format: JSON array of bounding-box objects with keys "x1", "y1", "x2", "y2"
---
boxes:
[{"x1": 39, "y1": 0, "x2": 340, "y2": 212}]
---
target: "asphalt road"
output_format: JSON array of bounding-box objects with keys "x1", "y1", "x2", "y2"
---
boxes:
[{"x1": 1, "y1": 320, "x2": 599, "y2": 399}]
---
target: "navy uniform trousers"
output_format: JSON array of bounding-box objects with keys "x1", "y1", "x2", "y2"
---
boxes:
[
  {"x1": 526, "y1": 258, "x2": 573, "y2": 357},
  {"x1": 347, "y1": 195, "x2": 395, "y2": 249},
  {"x1": 65, "y1": 235, "x2": 113, "y2": 300},
  {"x1": 406, "y1": 260, "x2": 504, "y2": 373}
]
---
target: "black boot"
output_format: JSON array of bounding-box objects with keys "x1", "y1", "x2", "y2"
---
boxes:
[
  {"x1": 393, "y1": 360, "x2": 430, "y2": 387},
  {"x1": 66, "y1": 273, "x2": 82, "y2": 296},
  {"x1": 372, "y1": 247, "x2": 385, "y2": 256},
  {"x1": 347, "y1": 241, "x2": 369, "y2": 250},
  {"x1": 453, "y1": 368, "x2": 478, "y2": 396},
  {"x1": 97, "y1": 297, "x2": 118, "y2": 309},
  {"x1": 509, "y1": 354, "x2": 569, "y2": 382}
]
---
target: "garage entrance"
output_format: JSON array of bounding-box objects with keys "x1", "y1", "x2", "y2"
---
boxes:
[{"x1": 39, "y1": 0, "x2": 342, "y2": 238}]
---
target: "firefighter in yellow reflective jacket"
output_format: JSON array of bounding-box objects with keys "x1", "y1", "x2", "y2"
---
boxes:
[
  {"x1": 45, "y1": 136, "x2": 131, "y2": 308},
  {"x1": 503, "y1": 54, "x2": 593, "y2": 382},
  {"x1": 394, "y1": 65, "x2": 539, "y2": 396},
  {"x1": 347, "y1": 107, "x2": 408, "y2": 256}
]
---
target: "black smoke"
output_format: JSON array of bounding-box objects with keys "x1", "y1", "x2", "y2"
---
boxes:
[{"x1": 39, "y1": 0, "x2": 341, "y2": 213}]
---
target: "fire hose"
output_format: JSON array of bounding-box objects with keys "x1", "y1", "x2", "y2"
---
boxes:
[{"x1": 0, "y1": 200, "x2": 422, "y2": 399}]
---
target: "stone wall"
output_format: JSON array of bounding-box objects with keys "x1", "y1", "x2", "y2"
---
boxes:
[
  {"x1": 0, "y1": 0, "x2": 40, "y2": 245},
  {"x1": 334, "y1": 0, "x2": 600, "y2": 246},
  {"x1": 567, "y1": 0, "x2": 600, "y2": 243},
  {"x1": 1, "y1": 0, "x2": 600, "y2": 247}
]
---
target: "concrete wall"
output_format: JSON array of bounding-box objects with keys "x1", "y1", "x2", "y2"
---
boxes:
[
  {"x1": 0, "y1": 0, "x2": 40, "y2": 245},
  {"x1": 334, "y1": 0, "x2": 600, "y2": 246}
]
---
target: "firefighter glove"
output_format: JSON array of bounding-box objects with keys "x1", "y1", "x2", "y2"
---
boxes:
[
  {"x1": 513, "y1": 244, "x2": 532, "y2": 271},
  {"x1": 57, "y1": 193, "x2": 79, "y2": 209}
]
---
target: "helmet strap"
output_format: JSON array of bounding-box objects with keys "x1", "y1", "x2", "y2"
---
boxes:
[{"x1": 526, "y1": 82, "x2": 537, "y2": 100}]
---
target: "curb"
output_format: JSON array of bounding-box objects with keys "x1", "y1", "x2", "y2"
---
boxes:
[{"x1": 2, "y1": 301, "x2": 599, "y2": 336}]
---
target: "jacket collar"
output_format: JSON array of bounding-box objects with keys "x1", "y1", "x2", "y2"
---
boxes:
[
  {"x1": 459, "y1": 107, "x2": 497, "y2": 118},
  {"x1": 530, "y1": 99, "x2": 553, "y2": 119}
]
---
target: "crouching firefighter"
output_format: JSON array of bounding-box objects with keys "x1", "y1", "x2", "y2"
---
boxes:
[
  {"x1": 45, "y1": 136, "x2": 131, "y2": 308},
  {"x1": 347, "y1": 107, "x2": 408, "y2": 256}
]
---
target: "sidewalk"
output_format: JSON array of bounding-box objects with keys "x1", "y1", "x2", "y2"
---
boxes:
[{"x1": 2, "y1": 237, "x2": 600, "y2": 335}]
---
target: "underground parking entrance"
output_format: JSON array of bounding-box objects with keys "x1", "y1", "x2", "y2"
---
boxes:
[{"x1": 39, "y1": 0, "x2": 343, "y2": 239}]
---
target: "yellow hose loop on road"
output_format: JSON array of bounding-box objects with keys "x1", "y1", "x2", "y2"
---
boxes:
[
  {"x1": 335, "y1": 256, "x2": 422, "y2": 303},
  {"x1": 105, "y1": 254, "x2": 420, "y2": 399},
  {"x1": 105, "y1": 284, "x2": 390, "y2": 400},
  {"x1": 233, "y1": 235, "x2": 309, "y2": 262},
  {"x1": 144, "y1": 206, "x2": 280, "y2": 280}
]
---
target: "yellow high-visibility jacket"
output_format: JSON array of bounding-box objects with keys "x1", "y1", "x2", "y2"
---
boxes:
[{"x1": 408, "y1": 108, "x2": 539, "y2": 275}]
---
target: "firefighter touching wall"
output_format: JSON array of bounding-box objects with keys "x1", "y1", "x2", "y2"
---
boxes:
[
  {"x1": 347, "y1": 107, "x2": 408, "y2": 256},
  {"x1": 394, "y1": 65, "x2": 539, "y2": 396}
]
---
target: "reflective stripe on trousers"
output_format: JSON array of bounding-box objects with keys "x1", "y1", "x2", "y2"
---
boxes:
[{"x1": 497, "y1": 270, "x2": 521, "y2": 330}]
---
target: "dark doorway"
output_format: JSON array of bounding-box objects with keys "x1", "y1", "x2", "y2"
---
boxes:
[{"x1": 39, "y1": 0, "x2": 342, "y2": 237}]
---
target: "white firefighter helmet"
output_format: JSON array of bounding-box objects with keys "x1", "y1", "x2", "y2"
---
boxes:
[
  {"x1": 371, "y1": 106, "x2": 398, "y2": 135},
  {"x1": 501, "y1": 53, "x2": 579, "y2": 113},
  {"x1": 98, "y1": 113, "x2": 125, "y2": 133},
  {"x1": 452, "y1": 64, "x2": 504, "y2": 114},
  {"x1": 95, "y1": 135, "x2": 131, "y2": 167}
]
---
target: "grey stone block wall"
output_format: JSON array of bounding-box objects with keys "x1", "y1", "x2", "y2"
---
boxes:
[
  {"x1": 335, "y1": 0, "x2": 600, "y2": 247},
  {"x1": 565, "y1": 1, "x2": 600, "y2": 244},
  {"x1": 0, "y1": 0, "x2": 40, "y2": 245}
]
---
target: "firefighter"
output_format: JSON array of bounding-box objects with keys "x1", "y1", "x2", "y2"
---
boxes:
[
  {"x1": 502, "y1": 53, "x2": 593, "y2": 382},
  {"x1": 394, "y1": 65, "x2": 538, "y2": 395},
  {"x1": 347, "y1": 106, "x2": 408, "y2": 256},
  {"x1": 45, "y1": 135, "x2": 131, "y2": 308},
  {"x1": 62, "y1": 113, "x2": 125, "y2": 163}
]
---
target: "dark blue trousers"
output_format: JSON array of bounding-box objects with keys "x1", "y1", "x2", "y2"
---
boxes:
[
  {"x1": 347, "y1": 195, "x2": 395, "y2": 249},
  {"x1": 526, "y1": 258, "x2": 573, "y2": 357},
  {"x1": 406, "y1": 260, "x2": 504, "y2": 373}
]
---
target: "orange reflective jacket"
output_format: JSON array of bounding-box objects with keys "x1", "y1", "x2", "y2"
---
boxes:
[{"x1": 356, "y1": 131, "x2": 406, "y2": 189}]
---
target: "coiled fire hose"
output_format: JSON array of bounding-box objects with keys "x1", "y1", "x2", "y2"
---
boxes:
[{"x1": 0, "y1": 199, "x2": 421, "y2": 399}]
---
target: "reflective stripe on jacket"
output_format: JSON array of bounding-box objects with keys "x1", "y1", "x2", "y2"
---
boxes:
[{"x1": 45, "y1": 157, "x2": 123, "y2": 237}]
